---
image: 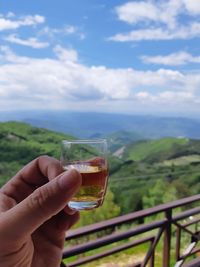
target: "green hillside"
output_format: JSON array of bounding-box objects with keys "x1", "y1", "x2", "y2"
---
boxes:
[
  {"x1": 124, "y1": 137, "x2": 195, "y2": 163},
  {"x1": 162, "y1": 155, "x2": 200, "y2": 166},
  {"x1": 0, "y1": 121, "x2": 75, "y2": 186},
  {"x1": 109, "y1": 137, "x2": 200, "y2": 214}
]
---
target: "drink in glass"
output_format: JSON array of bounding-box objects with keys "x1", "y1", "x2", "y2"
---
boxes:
[{"x1": 61, "y1": 140, "x2": 108, "y2": 210}]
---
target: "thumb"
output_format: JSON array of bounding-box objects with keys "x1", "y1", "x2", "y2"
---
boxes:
[{"x1": 1, "y1": 169, "x2": 81, "y2": 240}]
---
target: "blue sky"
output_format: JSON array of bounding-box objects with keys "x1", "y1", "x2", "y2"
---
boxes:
[{"x1": 0, "y1": 0, "x2": 200, "y2": 116}]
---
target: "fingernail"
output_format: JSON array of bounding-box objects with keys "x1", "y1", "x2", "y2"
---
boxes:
[
  {"x1": 58, "y1": 169, "x2": 82, "y2": 191},
  {"x1": 64, "y1": 205, "x2": 77, "y2": 215}
]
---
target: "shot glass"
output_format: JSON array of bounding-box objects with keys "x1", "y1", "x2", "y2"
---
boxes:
[{"x1": 61, "y1": 139, "x2": 108, "y2": 211}]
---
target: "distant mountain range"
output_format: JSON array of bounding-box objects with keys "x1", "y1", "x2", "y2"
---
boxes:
[{"x1": 1, "y1": 110, "x2": 200, "y2": 140}]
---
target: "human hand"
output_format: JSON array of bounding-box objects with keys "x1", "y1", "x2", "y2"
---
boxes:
[{"x1": 0, "y1": 156, "x2": 81, "y2": 267}]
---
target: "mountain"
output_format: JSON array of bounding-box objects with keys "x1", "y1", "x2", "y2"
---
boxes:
[{"x1": 1, "y1": 110, "x2": 200, "y2": 139}]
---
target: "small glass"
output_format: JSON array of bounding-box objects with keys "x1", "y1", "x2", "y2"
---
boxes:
[{"x1": 61, "y1": 139, "x2": 108, "y2": 211}]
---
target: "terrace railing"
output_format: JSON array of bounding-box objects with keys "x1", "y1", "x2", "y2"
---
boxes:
[{"x1": 61, "y1": 194, "x2": 200, "y2": 267}]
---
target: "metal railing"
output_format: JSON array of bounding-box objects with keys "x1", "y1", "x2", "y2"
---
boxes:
[{"x1": 61, "y1": 194, "x2": 200, "y2": 267}]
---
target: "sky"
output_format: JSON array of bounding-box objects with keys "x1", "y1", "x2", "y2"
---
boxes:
[{"x1": 0, "y1": 0, "x2": 200, "y2": 117}]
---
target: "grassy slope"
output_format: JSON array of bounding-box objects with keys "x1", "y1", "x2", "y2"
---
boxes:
[
  {"x1": 0, "y1": 121, "x2": 75, "y2": 186},
  {"x1": 125, "y1": 137, "x2": 189, "y2": 162},
  {"x1": 0, "y1": 121, "x2": 76, "y2": 158},
  {"x1": 162, "y1": 154, "x2": 200, "y2": 166}
]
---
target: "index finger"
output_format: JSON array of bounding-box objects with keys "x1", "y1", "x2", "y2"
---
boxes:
[{"x1": 0, "y1": 155, "x2": 63, "y2": 203}]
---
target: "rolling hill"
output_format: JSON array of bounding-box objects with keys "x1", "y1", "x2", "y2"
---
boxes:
[{"x1": 123, "y1": 137, "x2": 200, "y2": 163}]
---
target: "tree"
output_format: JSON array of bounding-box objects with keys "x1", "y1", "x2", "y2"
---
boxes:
[
  {"x1": 76, "y1": 189, "x2": 121, "y2": 227},
  {"x1": 143, "y1": 179, "x2": 177, "y2": 209}
]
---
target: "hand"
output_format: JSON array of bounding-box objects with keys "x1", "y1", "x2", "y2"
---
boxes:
[{"x1": 0, "y1": 156, "x2": 81, "y2": 267}]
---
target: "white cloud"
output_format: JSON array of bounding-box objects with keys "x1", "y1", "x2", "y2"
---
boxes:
[
  {"x1": 53, "y1": 45, "x2": 78, "y2": 62},
  {"x1": 135, "y1": 91, "x2": 154, "y2": 101},
  {"x1": 183, "y1": 0, "x2": 200, "y2": 15},
  {"x1": 0, "y1": 46, "x2": 200, "y2": 112},
  {"x1": 4, "y1": 34, "x2": 49, "y2": 48},
  {"x1": 158, "y1": 91, "x2": 195, "y2": 103},
  {"x1": 64, "y1": 25, "x2": 77, "y2": 34},
  {"x1": 135, "y1": 90, "x2": 195, "y2": 104},
  {"x1": 109, "y1": 28, "x2": 165, "y2": 42},
  {"x1": 40, "y1": 25, "x2": 85, "y2": 40},
  {"x1": 135, "y1": 91, "x2": 199, "y2": 115},
  {"x1": 109, "y1": 22, "x2": 200, "y2": 42},
  {"x1": 115, "y1": 0, "x2": 182, "y2": 29},
  {"x1": 0, "y1": 14, "x2": 45, "y2": 31},
  {"x1": 141, "y1": 51, "x2": 200, "y2": 66},
  {"x1": 110, "y1": 1, "x2": 200, "y2": 42},
  {"x1": 0, "y1": 46, "x2": 29, "y2": 63},
  {"x1": 115, "y1": 2, "x2": 159, "y2": 25},
  {"x1": 21, "y1": 14, "x2": 45, "y2": 25}
]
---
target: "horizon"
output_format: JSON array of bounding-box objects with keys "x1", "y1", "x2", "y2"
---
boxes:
[
  {"x1": 1, "y1": 0, "x2": 200, "y2": 115},
  {"x1": 0, "y1": 109, "x2": 200, "y2": 121}
]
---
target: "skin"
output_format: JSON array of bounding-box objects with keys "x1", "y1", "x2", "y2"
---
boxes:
[{"x1": 0, "y1": 156, "x2": 82, "y2": 267}]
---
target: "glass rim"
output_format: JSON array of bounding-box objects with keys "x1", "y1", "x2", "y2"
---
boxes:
[{"x1": 61, "y1": 139, "x2": 107, "y2": 145}]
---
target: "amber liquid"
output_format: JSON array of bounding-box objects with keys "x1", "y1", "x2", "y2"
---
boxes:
[{"x1": 64, "y1": 159, "x2": 108, "y2": 210}]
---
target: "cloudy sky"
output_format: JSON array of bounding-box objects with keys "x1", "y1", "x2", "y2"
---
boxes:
[{"x1": 0, "y1": 0, "x2": 200, "y2": 116}]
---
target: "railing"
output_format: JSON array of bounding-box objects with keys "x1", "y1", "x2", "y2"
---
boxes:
[{"x1": 61, "y1": 195, "x2": 200, "y2": 267}]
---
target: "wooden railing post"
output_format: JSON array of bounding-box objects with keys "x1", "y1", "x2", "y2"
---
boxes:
[
  {"x1": 163, "y1": 209, "x2": 172, "y2": 267},
  {"x1": 176, "y1": 227, "x2": 181, "y2": 261}
]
